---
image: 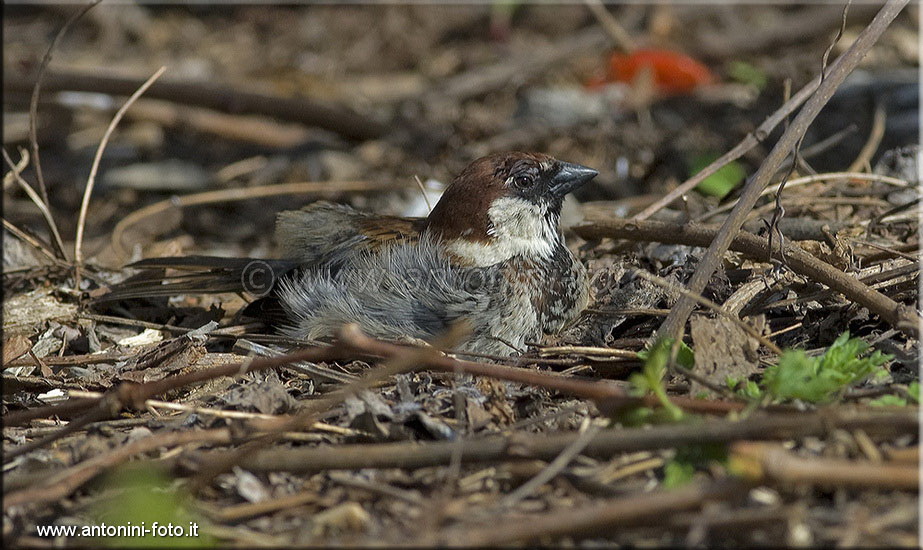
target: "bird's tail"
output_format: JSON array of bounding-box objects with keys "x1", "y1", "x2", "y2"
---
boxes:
[{"x1": 95, "y1": 255, "x2": 297, "y2": 302}]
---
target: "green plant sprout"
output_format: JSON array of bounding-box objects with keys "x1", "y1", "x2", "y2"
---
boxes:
[
  {"x1": 632, "y1": 339, "x2": 694, "y2": 421},
  {"x1": 869, "y1": 381, "x2": 919, "y2": 407},
  {"x1": 728, "y1": 331, "x2": 892, "y2": 404}
]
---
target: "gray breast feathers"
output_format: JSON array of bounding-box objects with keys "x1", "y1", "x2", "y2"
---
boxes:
[{"x1": 276, "y1": 236, "x2": 529, "y2": 355}]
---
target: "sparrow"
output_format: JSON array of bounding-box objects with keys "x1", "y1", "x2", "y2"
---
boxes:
[{"x1": 103, "y1": 152, "x2": 598, "y2": 355}]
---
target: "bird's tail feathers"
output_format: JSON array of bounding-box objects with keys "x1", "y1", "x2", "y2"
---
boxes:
[{"x1": 95, "y1": 255, "x2": 297, "y2": 302}]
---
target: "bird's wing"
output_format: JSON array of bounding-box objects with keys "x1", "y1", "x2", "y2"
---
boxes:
[
  {"x1": 275, "y1": 201, "x2": 426, "y2": 265},
  {"x1": 97, "y1": 203, "x2": 422, "y2": 306},
  {"x1": 277, "y1": 236, "x2": 497, "y2": 347}
]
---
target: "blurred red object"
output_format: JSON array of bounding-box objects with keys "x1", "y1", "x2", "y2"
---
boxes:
[{"x1": 599, "y1": 49, "x2": 714, "y2": 95}]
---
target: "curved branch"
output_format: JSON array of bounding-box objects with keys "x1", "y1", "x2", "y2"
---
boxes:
[{"x1": 575, "y1": 217, "x2": 920, "y2": 337}]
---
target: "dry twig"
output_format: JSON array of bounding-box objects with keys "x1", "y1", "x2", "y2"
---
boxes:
[
  {"x1": 657, "y1": 0, "x2": 909, "y2": 346},
  {"x1": 233, "y1": 409, "x2": 917, "y2": 474},
  {"x1": 74, "y1": 66, "x2": 167, "y2": 274},
  {"x1": 584, "y1": 0, "x2": 637, "y2": 52},
  {"x1": 6, "y1": 67, "x2": 386, "y2": 141},
  {"x1": 575, "y1": 217, "x2": 920, "y2": 336},
  {"x1": 435, "y1": 478, "x2": 751, "y2": 546},
  {"x1": 3, "y1": 148, "x2": 67, "y2": 259},
  {"x1": 185, "y1": 323, "x2": 471, "y2": 492},
  {"x1": 632, "y1": 78, "x2": 824, "y2": 221},
  {"x1": 28, "y1": 0, "x2": 102, "y2": 207},
  {"x1": 731, "y1": 441, "x2": 918, "y2": 490},
  {"x1": 4, "y1": 429, "x2": 232, "y2": 510},
  {"x1": 1, "y1": 218, "x2": 64, "y2": 266},
  {"x1": 632, "y1": 269, "x2": 783, "y2": 355},
  {"x1": 499, "y1": 417, "x2": 601, "y2": 508},
  {"x1": 697, "y1": 171, "x2": 910, "y2": 223},
  {"x1": 109, "y1": 179, "x2": 396, "y2": 260},
  {"x1": 848, "y1": 102, "x2": 887, "y2": 172}
]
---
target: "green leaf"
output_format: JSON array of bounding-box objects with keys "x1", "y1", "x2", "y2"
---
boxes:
[
  {"x1": 663, "y1": 459, "x2": 695, "y2": 488},
  {"x1": 742, "y1": 380, "x2": 762, "y2": 400},
  {"x1": 628, "y1": 372, "x2": 651, "y2": 396},
  {"x1": 727, "y1": 60, "x2": 768, "y2": 91},
  {"x1": 92, "y1": 464, "x2": 213, "y2": 548},
  {"x1": 663, "y1": 443, "x2": 728, "y2": 488},
  {"x1": 637, "y1": 339, "x2": 695, "y2": 369},
  {"x1": 689, "y1": 154, "x2": 746, "y2": 199},
  {"x1": 615, "y1": 406, "x2": 656, "y2": 426},
  {"x1": 675, "y1": 343, "x2": 696, "y2": 370},
  {"x1": 762, "y1": 331, "x2": 891, "y2": 403},
  {"x1": 726, "y1": 376, "x2": 762, "y2": 400},
  {"x1": 868, "y1": 382, "x2": 920, "y2": 407},
  {"x1": 633, "y1": 339, "x2": 690, "y2": 421},
  {"x1": 869, "y1": 394, "x2": 908, "y2": 407}
]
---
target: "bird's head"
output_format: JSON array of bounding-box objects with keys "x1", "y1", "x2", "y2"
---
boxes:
[{"x1": 425, "y1": 152, "x2": 598, "y2": 266}]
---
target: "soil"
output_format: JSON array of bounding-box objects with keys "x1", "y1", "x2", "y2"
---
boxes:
[{"x1": 3, "y1": 4, "x2": 919, "y2": 548}]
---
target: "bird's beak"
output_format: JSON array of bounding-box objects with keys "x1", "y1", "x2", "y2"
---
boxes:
[{"x1": 549, "y1": 162, "x2": 598, "y2": 197}]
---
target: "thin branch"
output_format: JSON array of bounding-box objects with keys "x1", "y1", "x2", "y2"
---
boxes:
[
  {"x1": 109, "y1": 179, "x2": 394, "y2": 261},
  {"x1": 4, "y1": 428, "x2": 232, "y2": 510},
  {"x1": 656, "y1": 0, "x2": 910, "y2": 345},
  {"x1": 632, "y1": 270, "x2": 784, "y2": 355},
  {"x1": 583, "y1": 0, "x2": 637, "y2": 53},
  {"x1": 74, "y1": 66, "x2": 167, "y2": 270},
  {"x1": 632, "y1": 5, "x2": 902, "y2": 224},
  {"x1": 538, "y1": 345, "x2": 638, "y2": 359},
  {"x1": 186, "y1": 323, "x2": 471, "y2": 493},
  {"x1": 2, "y1": 324, "x2": 745, "y2": 437},
  {"x1": 4, "y1": 349, "x2": 131, "y2": 369},
  {"x1": 7, "y1": 67, "x2": 386, "y2": 142},
  {"x1": 1, "y1": 342, "x2": 348, "y2": 429},
  {"x1": 206, "y1": 490, "x2": 320, "y2": 523},
  {"x1": 731, "y1": 441, "x2": 918, "y2": 490},
  {"x1": 3, "y1": 389, "x2": 126, "y2": 462},
  {"x1": 851, "y1": 238, "x2": 919, "y2": 262},
  {"x1": 334, "y1": 325, "x2": 747, "y2": 415},
  {"x1": 766, "y1": 0, "x2": 850, "y2": 267},
  {"x1": 847, "y1": 101, "x2": 887, "y2": 172},
  {"x1": 436, "y1": 479, "x2": 751, "y2": 546},
  {"x1": 412, "y1": 174, "x2": 434, "y2": 213},
  {"x1": 2, "y1": 218, "x2": 64, "y2": 266},
  {"x1": 66, "y1": 389, "x2": 355, "y2": 434},
  {"x1": 29, "y1": 0, "x2": 102, "y2": 207},
  {"x1": 632, "y1": 75, "x2": 824, "y2": 221},
  {"x1": 3, "y1": 148, "x2": 67, "y2": 259},
  {"x1": 499, "y1": 418, "x2": 602, "y2": 508},
  {"x1": 574, "y1": 217, "x2": 920, "y2": 337},
  {"x1": 231, "y1": 409, "x2": 918, "y2": 474},
  {"x1": 696, "y1": 171, "x2": 909, "y2": 223}
]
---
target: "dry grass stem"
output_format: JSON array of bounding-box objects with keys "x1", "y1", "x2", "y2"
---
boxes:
[
  {"x1": 3, "y1": 148, "x2": 67, "y2": 259},
  {"x1": 109, "y1": 179, "x2": 392, "y2": 260},
  {"x1": 848, "y1": 102, "x2": 888, "y2": 172},
  {"x1": 633, "y1": 269, "x2": 783, "y2": 355},
  {"x1": 74, "y1": 65, "x2": 167, "y2": 268}
]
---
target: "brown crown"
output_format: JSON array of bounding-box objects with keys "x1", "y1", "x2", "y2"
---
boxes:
[{"x1": 425, "y1": 152, "x2": 554, "y2": 242}]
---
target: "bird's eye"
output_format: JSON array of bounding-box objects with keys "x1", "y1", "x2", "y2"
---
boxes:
[{"x1": 513, "y1": 175, "x2": 534, "y2": 189}]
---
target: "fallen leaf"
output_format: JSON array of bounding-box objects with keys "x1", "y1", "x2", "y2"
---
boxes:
[
  {"x1": 2, "y1": 335, "x2": 32, "y2": 366},
  {"x1": 690, "y1": 315, "x2": 761, "y2": 397}
]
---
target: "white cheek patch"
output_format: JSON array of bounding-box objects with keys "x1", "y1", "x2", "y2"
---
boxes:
[{"x1": 447, "y1": 197, "x2": 558, "y2": 267}]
